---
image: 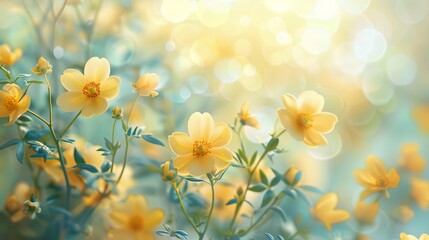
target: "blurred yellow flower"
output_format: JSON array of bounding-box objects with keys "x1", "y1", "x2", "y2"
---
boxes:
[
  {"x1": 0, "y1": 44, "x2": 22, "y2": 66},
  {"x1": 413, "y1": 105, "x2": 429, "y2": 134},
  {"x1": 354, "y1": 201, "x2": 379, "y2": 225},
  {"x1": 160, "y1": 161, "x2": 177, "y2": 182},
  {"x1": 57, "y1": 57, "x2": 121, "y2": 117},
  {"x1": 132, "y1": 73, "x2": 159, "y2": 97},
  {"x1": 353, "y1": 155, "x2": 400, "y2": 200},
  {"x1": 238, "y1": 102, "x2": 260, "y2": 128},
  {"x1": 168, "y1": 112, "x2": 232, "y2": 176},
  {"x1": 311, "y1": 192, "x2": 350, "y2": 231},
  {"x1": 394, "y1": 204, "x2": 414, "y2": 223},
  {"x1": 399, "y1": 143, "x2": 426, "y2": 173},
  {"x1": 112, "y1": 106, "x2": 123, "y2": 120},
  {"x1": 3, "y1": 182, "x2": 33, "y2": 222},
  {"x1": 410, "y1": 177, "x2": 429, "y2": 210},
  {"x1": 31, "y1": 56, "x2": 52, "y2": 75},
  {"x1": 400, "y1": 233, "x2": 429, "y2": 240},
  {"x1": 283, "y1": 166, "x2": 301, "y2": 186},
  {"x1": 107, "y1": 195, "x2": 164, "y2": 240},
  {"x1": 276, "y1": 90, "x2": 338, "y2": 147},
  {"x1": 0, "y1": 84, "x2": 31, "y2": 126}
]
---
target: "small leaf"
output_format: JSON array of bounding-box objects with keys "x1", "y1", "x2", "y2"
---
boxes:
[
  {"x1": 74, "y1": 148, "x2": 85, "y2": 164},
  {"x1": 24, "y1": 130, "x2": 50, "y2": 141},
  {"x1": 0, "y1": 138, "x2": 21, "y2": 151},
  {"x1": 296, "y1": 189, "x2": 312, "y2": 206},
  {"x1": 300, "y1": 185, "x2": 324, "y2": 194},
  {"x1": 100, "y1": 160, "x2": 112, "y2": 173},
  {"x1": 270, "y1": 206, "x2": 288, "y2": 222},
  {"x1": 231, "y1": 163, "x2": 245, "y2": 168},
  {"x1": 265, "y1": 233, "x2": 275, "y2": 240},
  {"x1": 278, "y1": 236, "x2": 285, "y2": 240},
  {"x1": 259, "y1": 169, "x2": 269, "y2": 186},
  {"x1": 141, "y1": 134, "x2": 165, "y2": 146},
  {"x1": 226, "y1": 198, "x2": 238, "y2": 205},
  {"x1": 265, "y1": 137, "x2": 279, "y2": 152},
  {"x1": 15, "y1": 142, "x2": 25, "y2": 164},
  {"x1": 283, "y1": 189, "x2": 297, "y2": 199},
  {"x1": 261, "y1": 190, "x2": 274, "y2": 208},
  {"x1": 18, "y1": 115, "x2": 33, "y2": 122},
  {"x1": 270, "y1": 174, "x2": 282, "y2": 187},
  {"x1": 74, "y1": 163, "x2": 98, "y2": 173},
  {"x1": 238, "y1": 149, "x2": 248, "y2": 164},
  {"x1": 249, "y1": 151, "x2": 257, "y2": 166},
  {"x1": 155, "y1": 230, "x2": 169, "y2": 236},
  {"x1": 248, "y1": 185, "x2": 266, "y2": 192},
  {"x1": 184, "y1": 177, "x2": 205, "y2": 182},
  {"x1": 26, "y1": 80, "x2": 44, "y2": 85},
  {"x1": 59, "y1": 138, "x2": 75, "y2": 144}
]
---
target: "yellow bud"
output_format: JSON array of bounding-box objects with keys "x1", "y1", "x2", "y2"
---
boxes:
[
  {"x1": 31, "y1": 57, "x2": 52, "y2": 75},
  {"x1": 161, "y1": 161, "x2": 177, "y2": 182},
  {"x1": 112, "y1": 107, "x2": 123, "y2": 120},
  {"x1": 283, "y1": 166, "x2": 301, "y2": 186}
]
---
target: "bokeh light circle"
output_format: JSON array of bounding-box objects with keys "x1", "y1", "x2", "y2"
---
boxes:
[
  {"x1": 387, "y1": 54, "x2": 417, "y2": 86},
  {"x1": 353, "y1": 28, "x2": 387, "y2": 63}
]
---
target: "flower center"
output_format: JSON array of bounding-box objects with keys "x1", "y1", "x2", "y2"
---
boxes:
[
  {"x1": 128, "y1": 215, "x2": 144, "y2": 231},
  {"x1": 2, "y1": 96, "x2": 18, "y2": 112},
  {"x1": 297, "y1": 113, "x2": 313, "y2": 129},
  {"x1": 192, "y1": 140, "x2": 212, "y2": 158},
  {"x1": 376, "y1": 177, "x2": 389, "y2": 187},
  {"x1": 82, "y1": 81, "x2": 101, "y2": 98}
]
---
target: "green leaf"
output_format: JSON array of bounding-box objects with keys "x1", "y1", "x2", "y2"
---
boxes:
[
  {"x1": 270, "y1": 206, "x2": 288, "y2": 222},
  {"x1": 248, "y1": 184, "x2": 266, "y2": 192},
  {"x1": 141, "y1": 134, "x2": 165, "y2": 146},
  {"x1": 74, "y1": 163, "x2": 98, "y2": 173},
  {"x1": 283, "y1": 189, "x2": 297, "y2": 199},
  {"x1": 226, "y1": 198, "x2": 238, "y2": 205},
  {"x1": 74, "y1": 148, "x2": 85, "y2": 164},
  {"x1": 259, "y1": 169, "x2": 269, "y2": 186},
  {"x1": 265, "y1": 233, "x2": 275, "y2": 240},
  {"x1": 15, "y1": 142, "x2": 25, "y2": 164},
  {"x1": 296, "y1": 189, "x2": 312, "y2": 206},
  {"x1": 231, "y1": 163, "x2": 245, "y2": 168},
  {"x1": 237, "y1": 149, "x2": 248, "y2": 164},
  {"x1": 265, "y1": 137, "x2": 279, "y2": 152},
  {"x1": 249, "y1": 151, "x2": 257, "y2": 166},
  {"x1": 185, "y1": 177, "x2": 205, "y2": 183},
  {"x1": 0, "y1": 138, "x2": 21, "y2": 151},
  {"x1": 18, "y1": 115, "x2": 33, "y2": 122},
  {"x1": 261, "y1": 190, "x2": 274, "y2": 208},
  {"x1": 26, "y1": 80, "x2": 44, "y2": 85},
  {"x1": 300, "y1": 185, "x2": 324, "y2": 194},
  {"x1": 270, "y1": 174, "x2": 282, "y2": 187},
  {"x1": 24, "y1": 130, "x2": 50, "y2": 141}
]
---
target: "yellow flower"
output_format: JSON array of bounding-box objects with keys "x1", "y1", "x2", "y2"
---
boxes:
[
  {"x1": 283, "y1": 166, "x2": 302, "y2": 186},
  {"x1": 57, "y1": 57, "x2": 121, "y2": 117},
  {"x1": 112, "y1": 106, "x2": 123, "y2": 120},
  {"x1": 132, "y1": 73, "x2": 159, "y2": 97},
  {"x1": 31, "y1": 56, "x2": 52, "y2": 75},
  {"x1": 238, "y1": 102, "x2": 260, "y2": 128},
  {"x1": 410, "y1": 177, "x2": 429, "y2": 210},
  {"x1": 353, "y1": 155, "x2": 400, "y2": 200},
  {"x1": 0, "y1": 84, "x2": 31, "y2": 126},
  {"x1": 160, "y1": 161, "x2": 177, "y2": 182},
  {"x1": 168, "y1": 112, "x2": 232, "y2": 176},
  {"x1": 394, "y1": 204, "x2": 414, "y2": 223},
  {"x1": 354, "y1": 201, "x2": 379, "y2": 225},
  {"x1": 400, "y1": 233, "x2": 429, "y2": 240},
  {"x1": 3, "y1": 182, "x2": 33, "y2": 222},
  {"x1": 107, "y1": 195, "x2": 164, "y2": 240},
  {"x1": 311, "y1": 192, "x2": 350, "y2": 231},
  {"x1": 399, "y1": 143, "x2": 426, "y2": 173},
  {"x1": 0, "y1": 44, "x2": 22, "y2": 66},
  {"x1": 276, "y1": 90, "x2": 338, "y2": 147},
  {"x1": 413, "y1": 105, "x2": 429, "y2": 134}
]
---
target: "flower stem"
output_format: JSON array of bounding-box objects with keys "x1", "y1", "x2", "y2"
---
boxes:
[
  {"x1": 172, "y1": 184, "x2": 201, "y2": 236},
  {"x1": 59, "y1": 110, "x2": 82, "y2": 138},
  {"x1": 0, "y1": 65, "x2": 12, "y2": 82},
  {"x1": 110, "y1": 119, "x2": 117, "y2": 173},
  {"x1": 199, "y1": 175, "x2": 216, "y2": 240},
  {"x1": 43, "y1": 74, "x2": 53, "y2": 125},
  {"x1": 27, "y1": 110, "x2": 50, "y2": 126}
]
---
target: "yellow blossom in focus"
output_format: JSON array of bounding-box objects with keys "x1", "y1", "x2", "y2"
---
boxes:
[
  {"x1": 56, "y1": 57, "x2": 121, "y2": 117},
  {"x1": 410, "y1": 177, "x2": 429, "y2": 210},
  {"x1": 354, "y1": 201, "x2": 379, "y2": 225},
  {"x1": 107, "y1": 195, "x2": 164, "y2": 240},
  {"x1": 399, "y1": 143, "x2": 426, "y2": 173},
  {"x1": 0, "y1": 84, "x2": 31, "y2": 126},
  {"x1": 3, "y1": 182, "x2": 33, "y2": 222},
  {"x1": 394, "y1": 204, "x2": 414, "y2": 223},
  {"x1": 413, "y1": 105, "x2": 429, "y2": 134},
  {"x1": 31, "y1": 56, "x2": 52, "y2": 75},
  {"x1": 132, "y1": 73, "x2": 160, "y2": 97},
  {"x1": 0, "y1": 44, "x2": 22, "y2": 66},
  {"x1": 311, "y1": 192, "x2": 350, "y2": 231},
  {"x1": 353, "y1": 155, "x2": 400, "y2": 200},
  {"x1": 400, "y1": 233, "x2": 429, "y2": 240},
  {"x1": 276, "y1": 90, "x2": 338, "y2": 147},
  {"x1": 168, "y1": 112, "x2": 232, "y2": 176},
  {"x1": 238, "y1": 102, "x2": 260, "y2": 128}
]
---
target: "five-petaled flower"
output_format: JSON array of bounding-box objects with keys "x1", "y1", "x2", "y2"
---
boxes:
[
  {"x1": 311, "y1": 192, "x2": 350, "y2": 231},
  {"x1": 168, "y1": 112, "x2": 232, "y2": 176},
  {"x1": 353, "y1": 155, "x2": 400, "y2": 200},
  {"x1": 56, "y1": 57, "x2": 121, "y2": 117},
  {"x1": 276, "y1": 90, "x2": 338, "y2": 147},
  {"x1": 132, "y1": 73, "x2": 160, "y2": 97},
  {"x1": 107, "y1": 195, "x2": 164, "y2": 240},
  {"x1": 0, "y1": 44, "x2": 22, "y2": 66},
  {"x1": 0, "y1": 84, "x2": 31, "y2": 126}
]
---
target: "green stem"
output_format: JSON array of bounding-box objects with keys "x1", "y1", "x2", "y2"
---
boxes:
[
  {"x1": 59, "y1": 111, "x2": 81, "y2": 138},
  {"x1": 0, "y1": 65, "x2": 12, "y2": 82},
  {"x1": 200, "y1": 175, "x2": 216, "y2": 240},
  {"x1": 27, "y1": 110, "x2": 50, "y2": 126},
  {"x1": 110, "y1": 119, "x2": 117, "y2": 173},
  {"x1": 115, "y1": 122, "x2": 129, "y2": 185},
  {"x1": 172, "y1": 184, "x2": 201, "y2": 236},
  {"x1": 43, "y1": 74, "x2": 53, "y2": 125}
]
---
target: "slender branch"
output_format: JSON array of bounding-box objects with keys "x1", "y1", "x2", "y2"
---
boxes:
[
  {"x1": 59, "y1": 111, "x2": 82, "y2": 138},
  {"x1": 173, "y1": 184, "x2": 201, "y2": 236},
  {"x1": 200, "y1": 175, "x2": 216, "y2": 239},
  {"x1": 110, "y1": 119, "x2": 117, "y2": 172},
  {"x1": 43, "y1": 74, "x2": 53, "y2": 125},
  {"x1": 27, "y1": 110, "x2": 50, "y2": 126}
]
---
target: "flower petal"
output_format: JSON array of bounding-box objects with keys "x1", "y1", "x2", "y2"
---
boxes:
[
  {"x1": 0, "y1": 91, "x2": 11, "y2": 117},
  {"x1": 3, "y1": 84, "x2": 22, "y2": 99},
  {"x1": 281, "y1": 94, "x2": 297, "y2": 111},
  {"x1": 188, "y1": 112, "x2": 214, "y2": 141},
  {"x1": 353, "y1": 169, "x2": 376, "y2": 188},
  {"x1": 108, "y1": 212, "x2": 129, "y2": 228},
  {"x1": 145, "y1": 209, "x2": 165, "y2": 228},
  {"x1": 277, "y1": 108, "x2": 304, "y2": 141},
  {"x1": 387, "y1": 168, "x2": 400, "y2": 188},
  {"x1": 84, "y1": 57, "x2": 110, "y2": 83},
  {"x1": 210, "y1": 148, "x2": 232, "y2": 170},
  {"x1": 173, "y1": 154, "x2": 194, "y2": 172},
  {"x1": 312, "y1": 112, "x2": 338, "y2": 133},
  {"x1": 314, "y1": 193, "x2": 337, "y2": 212},
  {"x1": 188, "y1": 156, "x2": 215, "y2": 176},
  {"x1": 60, "y1": 69, "x2": 87, "y2": 91},
  {"x1": 5, "y1": 95, "x2": 31, "y2": 125},
  {"x1": 322, "y1": 210, "x2": 350, "y2": 230},
  {"x1": 209, "y1": 123, "x2": 232, "y2": 147},
  {"x1": 168, "y1": 132, "x2": 193, "y2": 155},
  {"x1": 56, "y1": 92, "x2": 88, "y2": 112},
  {"x1": 303, "y1": 128, "x2": 328, "y2": 147},
  {"x1": 81, "y1": 97, "x2": 108, "y2": 117},
  {"x1": 366, "y1": 155, "x2": 387, "y2": 177},
  {"x1": 298, "y1": 90, "x2": 324, "y2": 115},
  {"x1": 100, "y1": 76, "x2": 120, "y2": 99},
  {"x1": 359, "y1": 188, "x2": 377, "y2": 200}
]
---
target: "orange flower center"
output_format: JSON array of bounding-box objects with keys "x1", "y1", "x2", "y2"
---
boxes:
[
  {"x1": 128, "y1": 215, "x2": 144, "y2": 231},
  {"x1": 376, "y1": 177, "x2": 389, "y2": 187},
  {"x1": 2, "y1": 95, "x2": 18, "y2": 112},
  {"x1": 82, "y1": 81, "x2": 101, "y2": 98},
  {"x1": 192, "y1": 140, "x2": 212, "y2": 158},
  {"x1": 297, "y1": 113, "x2": 313, "y2": 129}
]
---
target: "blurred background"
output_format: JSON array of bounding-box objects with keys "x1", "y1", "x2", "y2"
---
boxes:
[{"x1": 1, "y1": 0, "x2": 429, "y2": 239}]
